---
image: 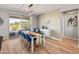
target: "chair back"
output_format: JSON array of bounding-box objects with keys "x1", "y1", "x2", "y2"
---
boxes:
[
  {"x1": 33, "y1": 28, "x2": 40, "y2": 32},
  {"x1": 21, "y1": 32, "x2": 31, "y2": 41}
]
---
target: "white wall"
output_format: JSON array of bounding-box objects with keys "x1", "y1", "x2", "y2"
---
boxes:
[
  {"x1": 38, "y1": 9, "x2": 78, "y2": 40},
  {"x1": 38, "y1": 9, "x2": 61, "y2": 39},
  {"x1": 0, "y1": 10, "x2": 9, "y2": 38},
  {"x1": 29, "y1": 14, "x2": 38, "y2": 31}
]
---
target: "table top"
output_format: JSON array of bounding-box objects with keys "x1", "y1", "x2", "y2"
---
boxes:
[{"x1": 29, "y1": 32, "x2": 41, "y2": 36}]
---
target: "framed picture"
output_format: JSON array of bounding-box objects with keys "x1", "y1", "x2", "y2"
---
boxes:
[{"x1": 67, "y1": 14, "x2": 77, "y2": 27}]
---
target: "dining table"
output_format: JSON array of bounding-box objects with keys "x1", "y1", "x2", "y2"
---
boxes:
[
  {"x1": 29, "y1": 32, "x2": 45, "y2": 53},
  {"x1": 22, "y1": 31, "x2": 45, "y2": 53}
]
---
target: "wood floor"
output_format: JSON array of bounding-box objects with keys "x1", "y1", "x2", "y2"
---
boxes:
[{"x1": 0, "y1": 37, "x2": 79, "y2": 54}]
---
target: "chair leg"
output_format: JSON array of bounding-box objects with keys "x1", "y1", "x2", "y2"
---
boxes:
[
  {"x1": 24, "y1": 40, "x2": 27, "y2": 48},
  {"x1": 21, "y1": 37, "x2": 24, "y2": 44},
  {"x1": 26, "y1": 42, "x2": 31, "y2": 52},
  {"x1": 23, "y1": 40, "x2": 25, "y2": 46}
]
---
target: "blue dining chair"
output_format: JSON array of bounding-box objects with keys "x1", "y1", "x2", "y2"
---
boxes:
[
  {"x1": 20, "y1": 32, "x2": 36, "y2": 53},
  {"x1": 19, "y1": 31, "x2": 24, "y2": 43}
]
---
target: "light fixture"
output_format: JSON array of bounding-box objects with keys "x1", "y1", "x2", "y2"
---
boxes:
[{"x1": 26, "y1": 4, "x2": 34, "y2": 15}]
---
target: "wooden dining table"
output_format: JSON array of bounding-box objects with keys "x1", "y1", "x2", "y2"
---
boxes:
[
  {"x1": 22, "y1": 31, "x2": 45, "y2": 53},
  {"x1": 28, "y1": 32, "x2": 42, "y2": 53},
  {"x1": 21, "y1": 31, "x2": 45, "y2": 53}
]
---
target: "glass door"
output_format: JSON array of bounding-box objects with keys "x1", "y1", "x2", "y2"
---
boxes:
[{"x1": 9, "y1": 16, "x2": 22, "y2": 39}]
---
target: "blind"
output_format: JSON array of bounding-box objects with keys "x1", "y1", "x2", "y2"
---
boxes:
[
  {"x1": 10, "y1": 16, "x2": 29, "y2": 20},
  {"x1": 10, "y1": 16, "x2": 21, "y2": 19}
]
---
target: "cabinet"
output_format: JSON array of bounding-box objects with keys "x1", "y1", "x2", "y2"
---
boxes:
[{"x1": 40, "y1": 29, "x2": 50, "y2": 37}]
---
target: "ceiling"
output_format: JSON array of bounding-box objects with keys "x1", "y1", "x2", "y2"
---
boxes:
[{"x1": 0, "y1": 4, "x2": 79, "y2": 15}]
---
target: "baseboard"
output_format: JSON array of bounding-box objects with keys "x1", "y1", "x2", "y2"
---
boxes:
[
  {"x1": 46, "y1": 36, "x2": 61, "y2": 41},
  {"x1": 64, "y1": 36, "x2": 78, "y2": 40}
]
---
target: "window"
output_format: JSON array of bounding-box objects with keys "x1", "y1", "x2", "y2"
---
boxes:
[
  {"x1": 9, "y1": 16, "x2": 30, "y2": 32},
  {"x1": 9, "y1": 17, "x2": 22, "y2": 31},
  {"x1": 22, "y1": 18, "x2": 30, "y2": 30}
]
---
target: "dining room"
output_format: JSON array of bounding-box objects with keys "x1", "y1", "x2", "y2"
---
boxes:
[{"x1": 0, "y1": 4, "x2": 79, "y2": 54}]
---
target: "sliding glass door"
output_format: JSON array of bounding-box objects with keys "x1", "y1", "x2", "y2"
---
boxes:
[
  {"x1": 9, "y1": 16, "x2": 30, "y2": 39},
  {"x1": 9, "y1": 17, "x2": 22, "y2": 38}
]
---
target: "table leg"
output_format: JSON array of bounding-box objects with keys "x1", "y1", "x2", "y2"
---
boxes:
[
  {"x1": 40, "y1": 35, "x2": 42, "y2": 45},
  {"x1": 31, "y1": 38, "x2": 34, "y2": 53},
  {"x1": 43, "y1": 35, "x2": 45, "y2": 46}
]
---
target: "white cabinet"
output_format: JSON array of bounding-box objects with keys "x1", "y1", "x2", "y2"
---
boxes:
[{"x1": 40, "y1": 29, "x2": 50, "y2": 37}]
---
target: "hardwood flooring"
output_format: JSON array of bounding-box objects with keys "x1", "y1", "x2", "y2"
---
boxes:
[{"x1": 0, "y1": 37, "x2": 79, "y2": 54}]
